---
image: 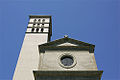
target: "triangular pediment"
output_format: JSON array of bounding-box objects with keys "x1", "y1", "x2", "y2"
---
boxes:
[
  {"x1": 39, "y1": 37, "x2": 94, "y2": 47},
  {"x1": 38, "y1": 37, "x2": 95, "y2": 53}
]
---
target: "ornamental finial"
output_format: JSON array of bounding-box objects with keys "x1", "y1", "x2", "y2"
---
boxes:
[{"x1": 64, "y1": 35, "x2": 68, "y2": 38}]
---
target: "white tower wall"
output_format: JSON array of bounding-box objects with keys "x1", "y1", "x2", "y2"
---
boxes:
[{"x1": 13, "y1": 15, "x2": 52, "y2": 80}]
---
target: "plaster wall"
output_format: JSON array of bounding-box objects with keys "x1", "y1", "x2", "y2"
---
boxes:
[
  {"x1": 39, "y1": 50, "x2": 98, "y2": 71},
  {"x1": 13, "y1": 34, "x2": 48, "y2": 80}
]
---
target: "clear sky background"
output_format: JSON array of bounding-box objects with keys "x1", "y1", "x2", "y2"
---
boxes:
[{"x1": 0, "y1": 0, "x2": 119, "y2": 80}]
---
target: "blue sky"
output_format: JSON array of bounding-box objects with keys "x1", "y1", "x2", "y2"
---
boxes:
[{"x1": 0, "y1": 0, "x2": 119, "y2": 80}]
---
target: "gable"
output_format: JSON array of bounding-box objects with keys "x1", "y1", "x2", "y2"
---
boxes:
[
  {"x1": 39, "y1": 37, "x2": 94, "y2": 47},
  {"x1": 38, "y1": 37, "x2": 95, "y2": 53}
]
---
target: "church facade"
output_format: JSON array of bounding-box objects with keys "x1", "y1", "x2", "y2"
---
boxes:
[{"x1": 13, "y1": 15, "x2": 103, "y2": 80}]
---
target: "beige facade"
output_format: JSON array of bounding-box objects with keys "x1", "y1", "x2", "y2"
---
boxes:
[
  {"x1": 35, "y1": 36, "x2": 103, "y2": 80},
  {"x1": 39, "y1": 50, "x2": 97, "y2": 71}
]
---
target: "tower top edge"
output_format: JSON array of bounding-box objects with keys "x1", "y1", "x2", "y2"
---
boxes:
[{"x1": 29, "y1": 15, "x2": 52, "y2": 18}]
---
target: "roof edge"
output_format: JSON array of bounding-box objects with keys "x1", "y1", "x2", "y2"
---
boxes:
[
  {"x1": 29, "y1": 15, "x2": 52, "y2": 18},
  {"x1": 39, "y1": 37, "x2": 95, "y2": 47}
]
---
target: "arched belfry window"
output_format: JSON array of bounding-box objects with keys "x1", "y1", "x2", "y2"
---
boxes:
[
  {"x1": 42, "y1": 19, "x2": 45, "y2": 22},
  {"x1": 41, "y1": 24, "x2": 44, "y2": 27},
  {"x1": 36, "y1": 28, "x2": 39, "y2": 32},
  {"x1": 41, "y1": 28, "x2": 44, "y2": 32},
  {"x1": 38, "y1": 19, "x2": 41, "y2": 22},
  {"x1": 34, "y1": 19, "x2": 36, "y2": 22},
  {"x1": 31, "y1": 28, "x2": 34, "y2": 32}
]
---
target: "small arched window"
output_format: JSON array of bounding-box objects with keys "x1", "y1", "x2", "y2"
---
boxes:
[
  {"x1": 38, "y1": 23, "x2": 40, "y2": 25},
  {"x1": 33, "y1": 24, "x2": 36, "y2": 26},
  {"x1": 41, "y1": 24, "x2": 44, "y2": 27},
  {"x1": 42, "y1": 19, "x2": 45, "y2": 22},
  {"x1": 41, "y1": 28, "x2": 44, "y2": 32},
  {"x1": 38, "y1": 19, "x2": 41, "y2": 22},
  {"x1": 31, "y1": 28, "x2": 34, "y2": 32},
  {"x1": 36, "y1": 28, "x2": 39, "y2": 32},
  {"x1": 34, "y1": 19, "x2": 36, "y2": 22}
]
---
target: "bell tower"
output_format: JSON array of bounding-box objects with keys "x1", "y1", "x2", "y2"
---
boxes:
[
  {"x1": 26, "y1": 15, "x2": 52, "y2": 41},
  {"x1": 13, "y1": 15, "x2": 52, "y2": 80}
]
